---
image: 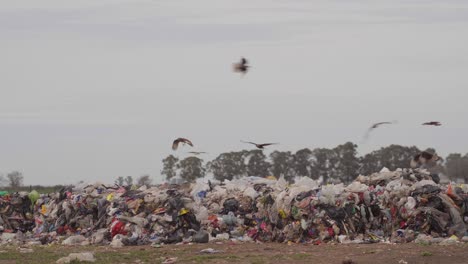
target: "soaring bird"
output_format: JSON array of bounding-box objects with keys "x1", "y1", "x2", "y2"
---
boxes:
[
  {"x1": 233, "y1": 57, "x2": 249, "y2": 74},
  {"x1": 188, "y1": 151, "x2": 207, "y2": 155},
  {"x1": 362, "y1": 121, "x2": 396, "y2": 142},
  {"x1": 370, "y1": 121, "x2": 394, "y2": 129},
  {"x1": 422, "y1": 121, "x2": 441, "y2": 126},
  {"x1": 241, "y1": 140, "x2": 278, "y2": 149},
  {"x1": 410, "y1": 151, "x2": 440, "y2": 168},
  {"x1": 172, "y1": 138, "x2": 193, "y2": 150}
]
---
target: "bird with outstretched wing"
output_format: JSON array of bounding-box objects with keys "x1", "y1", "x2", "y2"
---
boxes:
[
  {"x1": 362, "y1": 121, "x2": 397, "y2": 142},
  {"x1": 410, "y1": 151, "x2": 440, "y2": 168},
  {"x1": 241, "y1": 140, "x2": 278, "y2": 149},
  {"x1": 233, "y1": 57, "x2": 250, "y2": 74},
  {"x1": 422, "y1": 121, "x2": 441, "y2": 126},
  {"x1": 188, "y1": 151, "x2": 207, "y2": 155},
  {"x1": 172, "y1": 138, "x2": 194, "y2": 150}
]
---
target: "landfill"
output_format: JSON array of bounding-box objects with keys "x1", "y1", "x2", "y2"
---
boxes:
[{"x1": 0, "y1": 168, "x2": 467, "y2": 246}]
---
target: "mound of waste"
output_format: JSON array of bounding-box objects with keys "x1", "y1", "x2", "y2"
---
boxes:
[{"x1": 1, "y1": 168, "x2": 467, "y2": 246}]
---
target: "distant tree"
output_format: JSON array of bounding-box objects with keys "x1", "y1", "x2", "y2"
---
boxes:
[
  {"x1": 0, "y1": 174, "x2": 7, "y2": 186},
  {"x1": 208, "y1": 151, "x2": 248, "y2": 181},
  {"x1": 333, "y1": 142, "x2": 360, "y2": 183},
  {"x1": 445, "y1": 153, "x2": 468, "y2": 183},
  {"x1": 360, "y1": 145, "x2": 421, "y2": 175},
  {"x1": 115, "y1": 176, "x2": 125, "y2": 186},
  {"x1": 270, "y1": 151, "x2": 295, "y2": 182},
  {"x1": 161, "y1": 155, "x2": 179, "y2": 180},
  {"x1": 464, "y1": 154, "x2": 468, "y2": 183},
  {"x1": 310, "y1": 148, "x2": 336, "y2": 183},
  {"x1": 124, "y1": 176, "x2": 133, "y2": 186},
  {"x1": 359, "y1": 152, "x2": 379, "y2": 176},
  {"x1": 7, "y1": 171, "x2": 23, "y2": 188},
  {"x1": 179, "y1": 156, "x2": 205, "y2": 182},
  {"x1": 246, "y1": 150, "x2": 270, "y2": 177},
  {"x1": 137, "y1": 175, "x2": 152, "y2": 186},
  {"x1": 294, "y1": 148, "x2": 313, "y2": 178}
]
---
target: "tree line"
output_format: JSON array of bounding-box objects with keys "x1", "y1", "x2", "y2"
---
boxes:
[
  {"x1": 162, "y1": 142, "x2": 468, "y2": 184},
  {"x1": 2, "y1": 143, "x2": 467, "y2": 190},
  {"x1": 0, "y1": 172, "x2": 153, "y2": 191}
]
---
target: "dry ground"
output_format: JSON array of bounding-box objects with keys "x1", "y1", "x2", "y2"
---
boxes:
[{"x1": 1, "y1": 242, "x2": 467, "y2": 264}]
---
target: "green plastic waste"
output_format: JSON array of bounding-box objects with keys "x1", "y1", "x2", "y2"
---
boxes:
[
  {"x1": 0, "y1": 191, "x2": 8, "y2": 196},
  {"x1": 28, "y1": 190, "x2": 40, "y2": 205}
]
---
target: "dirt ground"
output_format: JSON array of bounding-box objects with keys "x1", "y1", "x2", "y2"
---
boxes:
[{"x1": 1, "y1": 242, "x2": 468, "y2": 264}]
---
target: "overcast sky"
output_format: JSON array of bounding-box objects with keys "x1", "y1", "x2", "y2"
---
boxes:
[{"x1": 1, "y1": 0, "x2": 467, "y2": 185}]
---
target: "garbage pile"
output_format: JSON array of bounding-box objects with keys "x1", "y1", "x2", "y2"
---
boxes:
[{"x1": 1, "y1": 168, "x2": 467, "y2": 246}]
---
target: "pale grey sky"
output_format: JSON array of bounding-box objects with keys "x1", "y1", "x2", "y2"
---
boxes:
[{"x1": 1, "y1": 0, "x2": 467, "y2": 185}]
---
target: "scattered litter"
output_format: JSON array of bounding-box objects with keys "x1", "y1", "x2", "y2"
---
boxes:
[
  {"x1": 200, "y1": 248, "x2": 223, "y2": 254},
  {"x1": 19, "y1": 247, "x2": 34, "y2": 253},
  {"x1": 161, "y1": 257, "x2": 177, "y2": 264},
  {"x1": 56, "y1": 252, "x2": 95, "y2": 263},
  {"x1": 62, "y1": 235, "x2": 87, "y2": 246}
]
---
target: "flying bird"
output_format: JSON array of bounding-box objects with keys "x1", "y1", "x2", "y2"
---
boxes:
[
  {"x1": 370, "y1": 121, "x2": 394, "y2": 129},
  {"x1": 172, "y1": 138, "x2": 193, "y2": 150},
  {"x1": 410, "y1": 151, "x2": 440, "y2": 168},
  {"x1": 362, "y1": 121, "x2": 397, "y2": 142},
  {"x1": 422, "y1": 121, "x2": 441, "y2": 126},
  {"x1": 241, "y1": 140, "x2": 278, "y2": 149},
  {"x1": 188, "y1": 151, "x2": 207, "y2": 155},
  {"x1": 233, "y1": 57, "x2": 249, "y2": 74}
]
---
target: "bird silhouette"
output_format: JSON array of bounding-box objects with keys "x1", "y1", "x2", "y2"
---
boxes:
[
  {"x1": 422, "y1": 121, "x2": 441, "y2": 126},
  {"x1": 172, "y1": 138, "x2": 193, "y2": 150},
  {"x1": 362, "y1": 121, "x2": 397, "y2": 142},
  {"x1": 233, "y1": 57, "x2": 249, "y2": 74},
  {"x1": 187, "y1": 151, "x2": 207, "y2": 155},
  {"x1": 410, "y1": 151, "x2": 440, "y2": 168},
  {"x1": 241, "y1": 140, "x2": 278, "y2": 149},
  {"x1": 370, "y1": 121, "x2": 394, "y2": 129}
]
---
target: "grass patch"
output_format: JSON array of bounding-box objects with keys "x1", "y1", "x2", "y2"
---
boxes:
[
  {"x1": 250, "y1": 259, "x2": 266, "y2": 264},
  {"x1": 421, "y1": 251, "x2": 433, "y2": 257},
  {"x1": 291, "y1": 253, "x2": 311, "y2": 260},
  {"x1": 417, "y1": 241, "x2": 431, "y2": 246}
]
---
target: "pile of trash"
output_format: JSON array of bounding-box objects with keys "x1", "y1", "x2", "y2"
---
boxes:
[{"x1": 1, "y1": 168, "x2": 467, "y2": 246}]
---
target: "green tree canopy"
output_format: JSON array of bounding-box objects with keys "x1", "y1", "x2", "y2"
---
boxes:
[
  {"x1": 161, "y1": 155, "x2": 179, "y2": 180},
  {"x1": 179, "y1": 156, "x2": 206, "y2": 182},
  {"x1": 208, "y1": 151, "x2": 248, "y2": 181},
  {"x1": 270, "y1": 150, "x2": 295, "y2": 182},
  {"x1": 246, "y1": 150, "x2": 270, "y2": 177}
]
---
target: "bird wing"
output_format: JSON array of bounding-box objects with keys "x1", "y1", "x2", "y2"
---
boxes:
[
  {"x1": 259, "y1": 143, "x2": 278, "y2": 147},
  {"x1": 422, "y1": 122, "x2": 439, "y2": 125},
  {"x1": 361, "y1": 129, "x2": 371, "y2": 143},
  {"x1": 410, "y1": 158, "x2": 418, "y2": 168},
  {"x1": 371, "y1": 121, "x2": 393, "y2": 129},
  {"x1": 182, "y1": 138, "x2": 194, "y2": 147},
  {"x1": 241, "y1": 140, "x2": 257, "y2": 146},
  {"x1": 363, "y1": 121, "x2": 394, "y2": 143},
  {"x1": 188, "y1": 151, "x2": 205, "y2": 154},
  {"x1": 172, "y1": 139, "x2": 180, "y2": 150}
]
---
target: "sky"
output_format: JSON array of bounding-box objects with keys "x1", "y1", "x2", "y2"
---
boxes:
[{"x1": 1, "y1": 0, "x2": 467, "y2": 185}]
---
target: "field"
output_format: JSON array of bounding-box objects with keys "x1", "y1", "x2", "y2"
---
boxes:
[{"x1": 1, "y1": 242, "x2": 467, "y2": 264}]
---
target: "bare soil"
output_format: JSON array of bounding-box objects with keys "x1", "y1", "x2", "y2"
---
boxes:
[{"x1": 1, "y1": 242, "x2": 467, "y2": 264}]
